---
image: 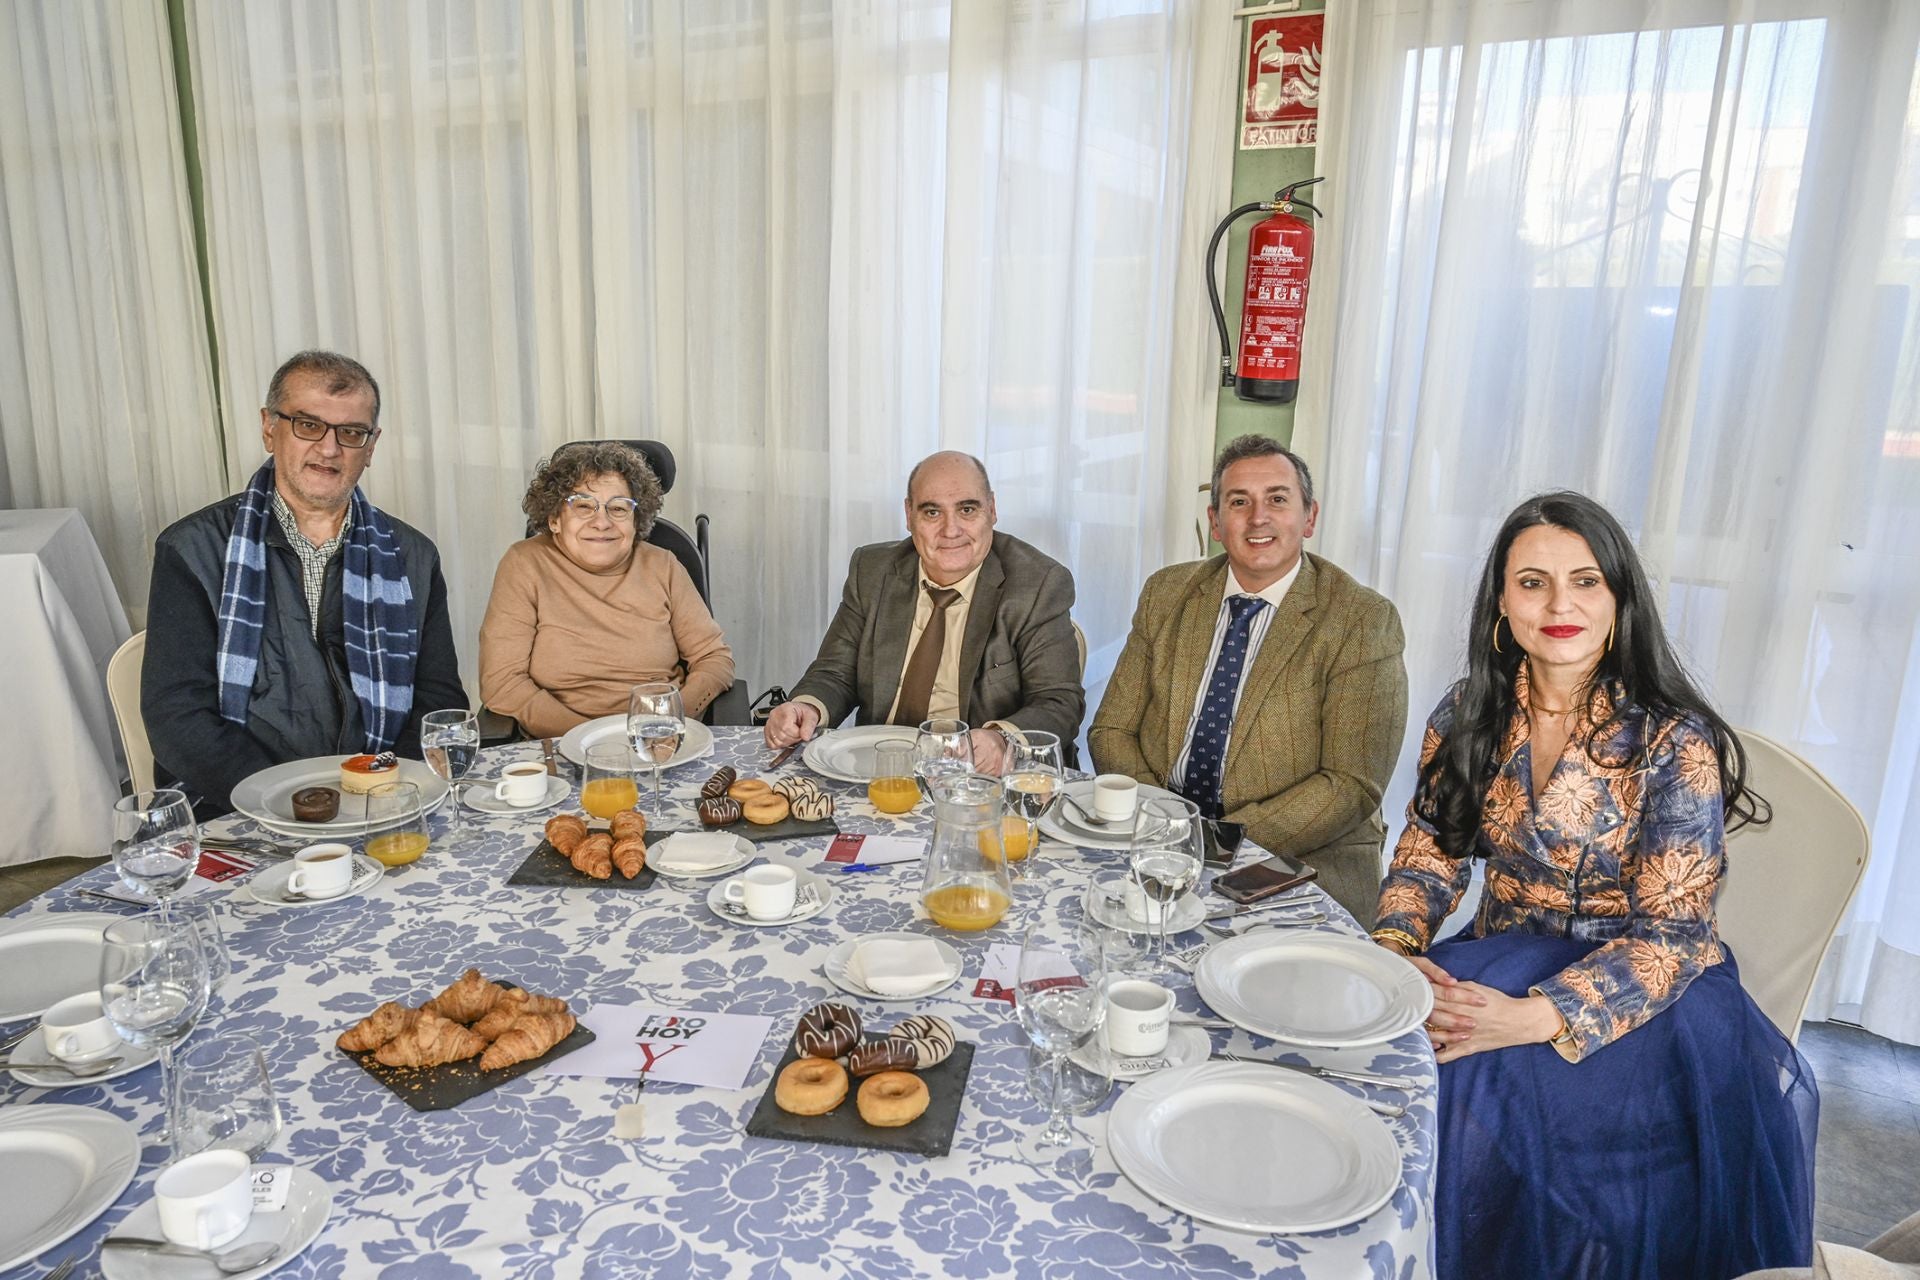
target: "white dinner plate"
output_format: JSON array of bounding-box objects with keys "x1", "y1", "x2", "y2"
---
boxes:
[
  {"x1": 647, "y1": 833, "x2": 755, "y2": 880},
  {"x1": 229, "y1": 756, "x2": 450, "y2": 838},
  {"x1": 1195, "y1": 933, "x2": 1433, "y2": 1048},
  {"x1": 821, "y1": 932, "x2": 964, "y2": 1002},
  {"x1": 802, "y1": 725, "x2": 919, "y2": 784},
  {"x1": 705, "y1": 868, "x2": 836, "y2": 928},
  {"x1": 100, "y1": 1164, "x2": 335, "y2": 1280},
  {"x1": 557, "y1": 715, "x2": 716, "y2": 771},
  {"x1": 0, "y1": 1104, "x2": 140, "y2": 1272},
  {"x1": 5, "y1": 1026, "x2": 158, "y2": 1089},
  {"x1": 1072, "y1": 1024, "x2": 1212, "y2": 1083},
  {"x1": 1038, "y1": 778, "x2": 1187, "y2": 850},
  {"x1": 246, "y1": 855, "x2": 385, "y2": 909},
  {"x1": 1082, "y1": 874, "x2": 1205, "y2": 936},
  {"x1": 1108, "y1": 1060, "x2": 1402, "y2": 1234},
  {"x1": 462, "y1": 773, "x2": 571, "y2": 816},
  {"x1": 0, "y1": 913, "x2": 124, "y2": 1022}
]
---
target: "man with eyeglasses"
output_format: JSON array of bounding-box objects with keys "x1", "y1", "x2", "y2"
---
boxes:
[{"x1": 141, "y1": 350, "x2": 465, "y2": 813}]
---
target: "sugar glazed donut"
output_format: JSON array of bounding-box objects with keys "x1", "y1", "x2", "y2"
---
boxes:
[
  {"x1": 775, "y1": 1056, "x2": 848, "y2": 1116},
  {"x1": 856, "y1": 1070, "x2": 930, "y2": 1127},
  {"x1": 885, "y1": 1014, "x2": 956, "y2": 1069},
  {"x1": 728, "y1": 778, "x2": 773, "y2": 803},
  {"x1": 793, "y1": 1003, "x2": 862, "y2": 1058},
  {"x1": 700, "y1": 767, "x2": 738, "y2": 800},
  {"x1": 742, "y1": 794, "x2": 789, "y2": 826}
]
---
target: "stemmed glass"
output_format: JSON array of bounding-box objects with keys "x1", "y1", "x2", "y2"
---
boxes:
[
  {"x1": 111, "y1": 790, "x2": 198, "y2": 917},
  {"x1": 99, "y1": 913, "x2": 210, "y2": 1155},
  {"x1": 1001, "y1": 730, "x2": 1063, "y2": 883},
  {"x1": 1024, "y1": 1037, "x2": 1114, "y2": 1180},
  {"x1": 421, "y1": 709, "x2": 479, "y2": 836},
  {"x1": 627, "y1": 682, "x2": 686, "y2": 816},
  {"x1": 914, "y1": 718, "x2": 974, "y2": 800},
  {"x1": 174, "y1": 900, "x2": 233, "y2": 1004},
  {"x1": 1016, "y1": 915, "x2": 1108, "y2": 1176},
  {"x1": 1129, "y1": 796, "x2": 1205, "y2": 978}
]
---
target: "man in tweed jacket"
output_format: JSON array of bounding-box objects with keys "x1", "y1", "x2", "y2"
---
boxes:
[{"x1": 1090, "y1": 437, "x2": 1407, "y2": 924}]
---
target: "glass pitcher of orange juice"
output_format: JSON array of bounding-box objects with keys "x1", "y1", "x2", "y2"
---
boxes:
[
  {"x1": 920, "y1": 773, "x2": 1012, "y2": 932},
  {"x1": 868, "y1": 738, "x2": 920, "y2": 814},
  {"x1": 582, "y1": 742, "x2": 641, "y2": 819}
]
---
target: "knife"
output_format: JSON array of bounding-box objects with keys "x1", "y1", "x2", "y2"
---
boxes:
[
  {"x1": 541, "y1": 738, "x2": 560, "y2": 777},
  {"x1": 1203, "y1": 892, "x2": 1319, "y2": 922},
  {"x1": 765, "y1": 743, "x2": 800, "y2": 770}
]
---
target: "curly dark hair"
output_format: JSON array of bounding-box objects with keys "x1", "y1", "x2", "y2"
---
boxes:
[{"x1": 522, "y1": 442, "x2": 663, "y2": 538}]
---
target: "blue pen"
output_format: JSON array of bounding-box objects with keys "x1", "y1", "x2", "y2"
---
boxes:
[{"x1": 839, "y1": 863, "x2": 882, "y2": 874}]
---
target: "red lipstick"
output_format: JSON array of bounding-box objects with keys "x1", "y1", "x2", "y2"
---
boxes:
[{"x1": 1541, "y1": 625, "x2": 1583, "y2": 639}]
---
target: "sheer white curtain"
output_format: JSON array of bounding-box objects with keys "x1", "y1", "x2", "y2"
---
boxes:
[
  {"x1": 1301, "y1": 0, "x2": 1920, "y2": 1042},
  {"x1": 0, "y1": 0, "x2": 226, "y2": 619},
  {"x1": 184, "y1": 0, "x2": 1232, "y2": 709}
]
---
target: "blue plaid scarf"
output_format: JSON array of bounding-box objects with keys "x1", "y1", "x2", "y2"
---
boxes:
[{"x1": 215, "y1": 461, "x2": 418, "y2": 751}]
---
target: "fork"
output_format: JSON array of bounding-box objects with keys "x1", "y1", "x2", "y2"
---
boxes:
[
  {"x1": 1201, "y1": 911, "x2": 1327, "y2": 938},
  {"x1": 44, "y1": 1253, "x2": 77, "y2": 1280}
]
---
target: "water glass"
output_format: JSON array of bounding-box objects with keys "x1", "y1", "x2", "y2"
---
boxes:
[
  {"x1": 1015, "y1": 915, "x2": 1107, "y2": 1176},
  {"x1": 914, "y1": 719, "x2": 973, "y2": 799},
  {"x1": 582, "y1": 742, "x2": 642, "y2": 820},
  {"x1": 173, "y1": 1033, "x2": 282, "y2": 1159},
  {"x1": 100, "y1": 914, "x2": 210, "y2": 1153},
  {"x1": 174, "y1": 901, "x2": 233, "y2": 1001},
  {"x1": 111, "y1": 789, "x2": 198, "y2": 910},
  {"x1": 627, "y1": 681, "x2": 686, "y2": 815},
  {"x1": 422, "y1": 709, "x2": 479, "y2": 835},
  {"x1": 1129, "y1": 795, "x2": 1204, "y2": 978},
  {"x1": 364, "y1": 781, "x2": 429, "y2": 866},
  {"x1": 868, "y1": 738, "x2": 921, "y2": 814}
]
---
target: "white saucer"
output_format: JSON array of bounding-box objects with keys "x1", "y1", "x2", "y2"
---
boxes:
[
  {"x1": 1072, "y1": 1024, "x2": 1211, "y2": 1083},
  {"x1": 1083, "y1": 877, "x2": 1206, "y2": 936},
  {"x1": 100, "y1": 1165, "x2": 334, "y2": 1280},
  {"x1": 245, "y1": 855, "x2": 384, "y2": 908},
  {"x1": 705, "y1": 869, "x2": 836, "y2": 928},
  {"x1": 822, "y1": 932, "x2": 964, "y2": 1002},
  {"x1": 463, "y1": 774, "x2": 570, "y2": 815},
  {"x1": 5, "y1": 1026, "x2": 158, "y2": 1089},
  {"x1": 648, "y1": 834, "x2": 755, "y2": 880}
]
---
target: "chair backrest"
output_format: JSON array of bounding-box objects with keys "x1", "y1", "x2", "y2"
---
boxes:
[
  {"x1": 1717, "y1": 729, "x2": 1870, "y2": 1045},
  {"x1": 106, "y1": 630, "x2": 154, "y2": 792},
  {"x1": 524, "y1": 439, "x2": 711, "y2": 606},
  {"x1": 1071, "y1": 619, "x2": 1088, "y2": 679}
]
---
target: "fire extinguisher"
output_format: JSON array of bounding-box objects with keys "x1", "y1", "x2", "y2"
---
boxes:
[{"x1": 1206, "y1": 176, "x2": 1323, "y2": 404}]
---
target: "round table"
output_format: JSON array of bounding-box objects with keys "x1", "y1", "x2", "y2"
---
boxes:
[{"x1": 0, "y1": 727, "x2": 1437, "y2": 1279}]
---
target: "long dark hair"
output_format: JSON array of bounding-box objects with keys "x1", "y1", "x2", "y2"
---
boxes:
[{"x1": 1419, "y1": 491, "x2": 1768, "y2": 858}]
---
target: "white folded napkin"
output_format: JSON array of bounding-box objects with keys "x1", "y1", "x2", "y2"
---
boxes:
[
  {"x1": 847, "y1": 938, "x2": 951, "y2": 996},
  {"x1": 652, "y1": 832, "x2": 741, "y2": 871}
]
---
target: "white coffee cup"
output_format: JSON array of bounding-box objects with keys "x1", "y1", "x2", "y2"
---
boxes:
[
  {"x1": 723, "y1": 864, "x2": 798, "y2": 921},
  {"x1": 1093, "y1": 774, "x2": 1138, "y2": 823},
  {"x1": 39, "y1": 993, "x2": 123, "y2": 1063},
  {"x1": 286, "y1": 842, "x2": 356, "y2": 899},
  {"x1": 493, "y1": 762, "x2": 549, "y2": 808},
  {"x1": 1106, "y1": 979, "x2": 1174, "y2": 1057},
  {"x1": 155, "y1": 1149, "x2": 253, "y2": 1250},
  {"x1": 1121, "y1": 877, "x2": 1172, "y2": 926}
]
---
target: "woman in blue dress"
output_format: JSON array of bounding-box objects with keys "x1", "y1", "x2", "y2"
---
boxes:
[{"x1": 1372, "y1": 491, "x2": 1816, "y2": 1279}]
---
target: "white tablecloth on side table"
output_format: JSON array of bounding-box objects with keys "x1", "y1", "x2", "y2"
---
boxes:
[{"x1": 0, "y1": 508, "x2": 130, "y2": 866}]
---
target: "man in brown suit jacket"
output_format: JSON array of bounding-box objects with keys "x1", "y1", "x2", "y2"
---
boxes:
[
  {"x1": 1090, "y1": 437, "x2": 1406, "y2": 923},
  {"x1": 764, "y1": 452, "x2": 1085, "y2": 771}
]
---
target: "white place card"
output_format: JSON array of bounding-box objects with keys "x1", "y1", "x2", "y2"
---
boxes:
[
  {"x1": 541, "y1": 1005, "x2": 776, "y2": 1090},
  {"x1": 250, "y1": 1164, "x2": 293, "y2": 1212},
  {"x1": 821, "y1": 834, "x2": 925, "y2": 867},
  {"x1": 971, "y1": 942, "x2": 1085, "y2": 1005}
]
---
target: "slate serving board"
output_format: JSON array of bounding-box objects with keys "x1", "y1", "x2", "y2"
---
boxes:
[
  {"x1": 652, "y1": 815, "x2": 840, "y2": 846},
  {"x1": 744, "y1": 1038, "x2": 975, "y2": 1157},
  {"x1": 506, "y1": 839, "x2": 658, "y2": 890},
  {"x1": 340, "y1": 991, "x2": 597, "y2": 1112}
]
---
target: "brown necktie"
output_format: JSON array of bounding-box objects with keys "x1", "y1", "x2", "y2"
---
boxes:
[{"x1": 892, "y1": 584, "x2": 962, "y2": 727}]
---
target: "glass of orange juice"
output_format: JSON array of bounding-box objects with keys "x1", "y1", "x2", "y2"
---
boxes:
[
  {"x1": 867, "y1": 738, "x2": 920, "y2": 814},
  {"x1": 364, "y1": 781, "x2": 430, "y2": 866},
  {"x1": 582, "y1": 742, "x2": 641, "y2": 820}
]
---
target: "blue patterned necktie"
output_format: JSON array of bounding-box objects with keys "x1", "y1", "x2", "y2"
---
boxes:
[{"x1": 1181, "y1": 595, "x2": 1269, "y2": 819}]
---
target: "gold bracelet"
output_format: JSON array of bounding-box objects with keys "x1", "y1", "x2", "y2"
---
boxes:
[{"x1": 1370, "y1": 927, "x2": 1424, "y2": 955}]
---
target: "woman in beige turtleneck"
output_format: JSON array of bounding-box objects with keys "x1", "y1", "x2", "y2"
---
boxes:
[{"x1": 479, "y1": 443, "x2": 734, "y2": 738}]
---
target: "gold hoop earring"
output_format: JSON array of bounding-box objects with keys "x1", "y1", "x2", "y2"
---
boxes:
[{"x1": 1493, "y1": 613, "x2": 1507, "y2": 654}]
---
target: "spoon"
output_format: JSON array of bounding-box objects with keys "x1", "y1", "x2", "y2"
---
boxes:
[
  {"x1": 0, "y1": 1055, "x2": 125, "y2": 1076},
  {"x1": 103, "y1": 1237, "x2": 281, "y2": 1273}
]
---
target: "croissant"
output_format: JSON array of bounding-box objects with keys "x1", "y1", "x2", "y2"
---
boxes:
[
  {"x1": 572, "y1": 833, "x2": 613, "y2": 880},
  {"x1": 472, "y1": 989, "x2": 571, "y2": 1041},
  {"x1": 611, "y1": 836, "x2": 646, "y2": 879},
  {"x1": 545, "y1": 814, "x2": 589, "y2": 856},
  {"x1": 337, "y1": 1001, "x2": 419, "y2": 1052},
  {"x1": 609, "y1": 810, "x2": 647, "y2": 842},
  {"x1": 479, "y1": 1010, "x2": 577, "y2": 1070},
  {"x1": 373, "y1": 1010, "x2": 487, "y2": 1067},
  {"x1": 423, "y1": 968, "x2": 507, "y2": 1024}
]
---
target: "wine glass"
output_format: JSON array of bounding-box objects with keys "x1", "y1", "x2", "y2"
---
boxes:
[
  {"x1": 914, "y1": 718, "x2": 974, "y2": 800},
  {"x1": 1129, "y1": 796, "x2": 1204, "y2": 978},
  {"x1": 364, "y1": 781, "x2": 430, "y2": 866},
  {"x1": 173, "y1": 1032, "x2": 282, "y2": 1159},
  {"x1": 421, "y1": 709, "x2": 479, "y2": 836},
  {"x1": 111, "y1": 789, "x2": 198, "y2": 914},
  {"x1": 627, "y1": 682, "x2": 686, "y2": 816},
  {"x1": 1015, "y1": 915, "x2": 1108, "y2": 1175},
  {"x1": 1024, "y1": 1035, "x2": 1113, "y2": 1180},
  {"x1": 99, "y1": 913, "x2": 210, "y2": 1154},
  {"x1": 1001, "y1": 730, "x2": 1063, "y2": 883}
]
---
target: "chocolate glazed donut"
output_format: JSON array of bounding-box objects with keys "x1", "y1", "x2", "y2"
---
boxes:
[{"x1": 793, "y1": 1003, "x2": 862, "y2": 1058}]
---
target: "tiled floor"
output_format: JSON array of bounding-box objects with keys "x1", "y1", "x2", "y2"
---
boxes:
[{"x1": 2, "y1": 859, "x2": 1914, "y2": 1251}]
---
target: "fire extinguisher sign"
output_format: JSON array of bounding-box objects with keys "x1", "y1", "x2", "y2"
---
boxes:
[{"x1": 1242, "y1": 13, "x2": 1322, "y2": 150}]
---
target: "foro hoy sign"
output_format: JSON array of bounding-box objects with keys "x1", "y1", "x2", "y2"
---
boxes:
[{"x1": 633, "y1": 1012, "x2": 707, "y2": 1071}]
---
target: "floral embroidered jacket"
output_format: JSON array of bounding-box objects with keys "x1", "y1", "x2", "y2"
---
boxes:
[{"x1": 1372, "y1": 668, "x2": 1728, "y2": 1062}]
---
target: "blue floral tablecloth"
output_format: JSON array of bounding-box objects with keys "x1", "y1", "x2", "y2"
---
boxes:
[{"x1": 0, "y1": 729, "x2": 1435, "y2": 1279}]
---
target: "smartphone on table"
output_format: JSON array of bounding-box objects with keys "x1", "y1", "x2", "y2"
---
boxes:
[{"x1": 1211, "y1": 851, "x2": 1318, "y2": 904}]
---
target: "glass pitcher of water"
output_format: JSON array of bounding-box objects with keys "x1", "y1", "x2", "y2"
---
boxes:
[{"x1": 919, "y1": 773, "x2": 1013, "y2": 932}]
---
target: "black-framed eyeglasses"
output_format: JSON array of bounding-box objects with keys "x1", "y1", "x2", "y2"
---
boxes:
[
  {"x1": 562, "y1": 493, "x2": 640, "y2": 522},
  {"x1": 269, "y1": 409, "x2": 379, "y2": 449}
]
